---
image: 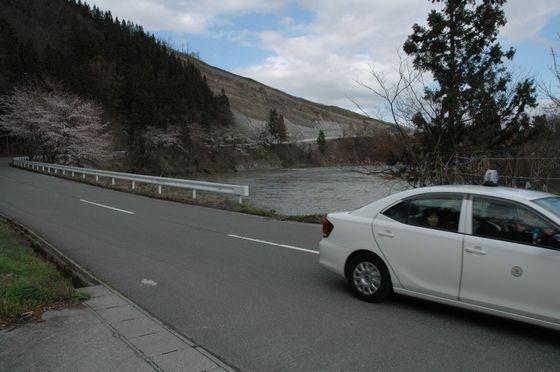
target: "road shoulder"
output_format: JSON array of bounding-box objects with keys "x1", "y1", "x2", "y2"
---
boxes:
[{"x1": 0, "y1": 285, "x2": 231, "y2": 372}]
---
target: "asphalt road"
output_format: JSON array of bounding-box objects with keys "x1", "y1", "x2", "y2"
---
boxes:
[{"x1": 1, "y1": 158, "x2": 559, "y2": 371}]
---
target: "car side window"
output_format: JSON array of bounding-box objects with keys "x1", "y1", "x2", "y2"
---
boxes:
[
  {"x1": 472, "y1": 198, "x2": 560, "y2": 249},
  {"x1": 407, "y1": 197, "x2": 462, "y2": 232},
  {"x1": 382, "y1": 196, "x2": 462, "y2": 232},
  {"x1": 383, "y1": 201, "x2": 409, "y2": 224}
]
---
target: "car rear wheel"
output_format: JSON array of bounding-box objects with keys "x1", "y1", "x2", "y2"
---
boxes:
[{"x1": 347, "y1": 253, "x2": 392, "y2": 302}]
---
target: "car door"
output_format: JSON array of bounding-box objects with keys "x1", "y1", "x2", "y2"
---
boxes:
[
  {"x1": 460, "y1": 196, "x2": 560, "y2": 323},
  {"x1": 373, "y1": 194, "x2": 466, "y2": 300}
]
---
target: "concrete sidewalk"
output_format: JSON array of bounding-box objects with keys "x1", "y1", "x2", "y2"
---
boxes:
[{"x1": 0, "y1": 285, "x2": 232, "y2": 372}]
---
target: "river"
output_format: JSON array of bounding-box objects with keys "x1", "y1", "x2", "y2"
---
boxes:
[{"x1": 196, "y1": 166, "x2": 408, "y2": 215}]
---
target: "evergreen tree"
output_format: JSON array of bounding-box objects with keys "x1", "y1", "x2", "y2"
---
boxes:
[
  {"x1": 0, "y1": 0, "x2": 234, "y2": 165},
  {"x1": 0, "y1": 19, "x2": 21, "y2": 95},
  {"x1": 403, "y1": 0, "x2": 537, "y2": 154},
  {"x1": 263, "y1": 108, "x2": 288, "y2": 144},
  {"x1": 276, "y1": 113, "x2": 288, "y2": 143},
  {"x1": 266, "y1": 108, "x2": 288, "y2": 144},
  {"x1": 317, "y1": 129, "x2": 327, "y2": 155}
]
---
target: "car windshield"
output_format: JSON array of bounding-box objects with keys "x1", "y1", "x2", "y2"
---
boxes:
[{"x1": 534, "y1": 197, "x2": 560, "y2": 218}]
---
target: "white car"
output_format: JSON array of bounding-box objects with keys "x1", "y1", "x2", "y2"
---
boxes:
[{"x1": 319, "y1": 184, "x2": 560, "y2": 330}]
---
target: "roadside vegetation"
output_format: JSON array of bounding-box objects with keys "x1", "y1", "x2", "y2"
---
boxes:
[
  {"x1": 359, "y1": 0, "x2": 560, "y2": 192},
  {"x1": 0, "y1": 222, "x2": 88, "y2": 326}
]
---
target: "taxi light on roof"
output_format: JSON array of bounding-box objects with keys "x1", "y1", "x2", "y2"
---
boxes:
[{"x1": 483, "y1": 169, "x2": 499, "y2": 186}]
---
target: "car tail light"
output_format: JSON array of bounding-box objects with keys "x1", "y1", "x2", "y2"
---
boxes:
[{"x1": 323, "y1": 217, "x2": 334, "y2": 238}]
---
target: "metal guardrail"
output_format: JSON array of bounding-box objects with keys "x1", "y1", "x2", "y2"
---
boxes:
[{"x1": 12, "y1": 157, "x2": 249, "y2": 203}]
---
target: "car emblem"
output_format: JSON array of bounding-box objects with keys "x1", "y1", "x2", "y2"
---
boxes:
[{"x1": 511, "y1": 266, "x2": 523, "y2": 277}]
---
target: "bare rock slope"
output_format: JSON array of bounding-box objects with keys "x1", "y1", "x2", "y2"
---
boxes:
[{"x1": 180, "y1": 54, "x2": 387, "y2": 142}]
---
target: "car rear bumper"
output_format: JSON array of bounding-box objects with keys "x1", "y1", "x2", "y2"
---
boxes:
[{"x1": 319, "y1": 239, "x2": 348, "y2": 278}]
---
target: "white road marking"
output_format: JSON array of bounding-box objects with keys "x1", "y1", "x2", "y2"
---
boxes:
[
  {"x1": 80, "y1": 199, "x2": 135, "y2": 215},
  {"x1": 140, "y1": 278, "x2": 157, "y2": 286},
  {"x1": 227, "y1": 234, "x2": 318, "y2": 255}
]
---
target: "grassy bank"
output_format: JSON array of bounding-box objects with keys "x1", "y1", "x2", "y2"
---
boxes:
[{"x1": 0, "y1": 222, "x2": 88, "y2": 326}]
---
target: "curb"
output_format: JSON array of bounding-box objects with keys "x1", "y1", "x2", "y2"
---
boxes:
[{"x1": 0, "y1": 214, "x2": 236, "y2": 372}]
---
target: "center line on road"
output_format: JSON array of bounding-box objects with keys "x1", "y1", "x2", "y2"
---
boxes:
[
  {"x1": 227, "y1": 234, "x2": 318, "y2": 255},
  {"x1": 80, "y1": 199, "x2": 135, "y2": 215}
]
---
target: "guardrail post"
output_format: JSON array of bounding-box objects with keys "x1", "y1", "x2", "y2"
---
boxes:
[{"x1": 13, "y1": 159, "x2": 250, "y2": 202}]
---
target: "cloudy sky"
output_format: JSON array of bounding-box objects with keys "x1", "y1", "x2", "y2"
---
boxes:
[{"x1": 87, "y1": 0, "x2": 560, "y2": 113}]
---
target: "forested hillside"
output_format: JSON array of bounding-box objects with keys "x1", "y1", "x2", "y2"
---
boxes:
[
  {"x1": 0, "y1": 0, "x2": 397, "y2": 174},
  {"x1": 0, "y1": 0, "x2": 232, "y2": 165}
]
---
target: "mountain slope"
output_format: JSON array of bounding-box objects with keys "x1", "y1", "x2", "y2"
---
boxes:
[{"x1": 181, "y1": 54, "x2": 387, "y2": 142}]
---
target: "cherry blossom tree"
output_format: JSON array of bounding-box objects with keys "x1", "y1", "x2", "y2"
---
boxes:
[{"x1": 0, "y1": 84, "x2": 111, "y2": 164}]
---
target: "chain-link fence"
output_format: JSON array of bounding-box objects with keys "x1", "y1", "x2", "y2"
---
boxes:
[{"x1": 438, "y1": 152, "x2": 560, "y2": 193}]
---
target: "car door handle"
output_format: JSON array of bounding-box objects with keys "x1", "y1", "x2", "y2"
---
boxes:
[
  {"x1": 378, "y1": 230, "x2": 395, "y2": 238},
  {"x1": 465, "y1": 246, "x2": 487, "y2": 256}
]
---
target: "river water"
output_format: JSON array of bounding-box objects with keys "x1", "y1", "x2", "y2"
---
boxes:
[{"x1": 197, "y1": 166, "x2": 408, "y2": 215}]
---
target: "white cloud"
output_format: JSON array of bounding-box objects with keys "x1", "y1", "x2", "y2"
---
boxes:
[
  {"x1": 502, "y1": 1, "x2": 560, "y2": 43},
  {"x1": 85, "y1": 0, "x2": 560, "y2": 113},
  {"x1": 234, "y1": 0, "x2": 438, "y2": 112},
  {"x1": 86, "y1": 0, "x2": 285, "y2": 33},
  {"x1": 235, "y1": 0, "x2": 560, "y2": 112}
]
